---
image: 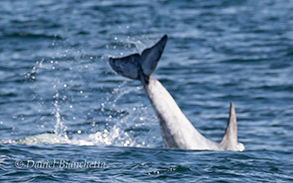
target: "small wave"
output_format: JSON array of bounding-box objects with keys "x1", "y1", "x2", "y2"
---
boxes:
[
  {"x1": 1, "y1": 128, "x2": 136, "y2": 147},
  {"x1": 0, "y1": 133, "x2": 93, "y2": 146},
  {"x1": 2, "y1": 32, "x2": 62, "y2": 40},
  {"x1": 146, "y1": 165, "x2": 192, "y2": 175},
  {"x1": 1, "y1": 133, "x2": 70, "y2": 145}
]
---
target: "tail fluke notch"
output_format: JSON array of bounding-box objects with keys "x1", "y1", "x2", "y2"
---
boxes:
[{"x1": 109, "y1": 35, "x2": 168, "y2": 82}]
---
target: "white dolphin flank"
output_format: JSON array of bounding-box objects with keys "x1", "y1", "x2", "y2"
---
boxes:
[
  {"x1": 145, "y1": 76, "x2": 223, "y2": 150},
  {"x1": 109, "y1": 35, "x2": 244, "y2": 151}
]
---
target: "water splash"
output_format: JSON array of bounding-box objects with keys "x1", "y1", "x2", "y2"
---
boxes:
[
  {"x1": 91, "y1": 83, "x2": 160, "y2": 148},
  {"x1": 1, "y1": 33, "x2": 160, "y2": 148},
  {"x1": 53, "y1": 93, "x2": 68, "y2": 139}
]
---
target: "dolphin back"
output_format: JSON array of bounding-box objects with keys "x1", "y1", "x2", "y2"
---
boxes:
[{"x1": 109, "y1": 35, "x2": 168, "y2": 83}]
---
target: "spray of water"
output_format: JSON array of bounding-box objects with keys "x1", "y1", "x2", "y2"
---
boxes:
[
  {"x1": 53, "y1": 93, "x2": 68, "y2": 139},
  {"x1": 3, "y1": 37, "x2": 161, "y2": 148}
]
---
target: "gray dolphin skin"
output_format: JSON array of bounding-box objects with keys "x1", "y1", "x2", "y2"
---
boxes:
[{"x1": 109, "y1": 35, "x2": 244, "y2": 151}]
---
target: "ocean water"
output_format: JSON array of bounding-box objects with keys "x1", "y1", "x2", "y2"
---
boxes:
[{"x1": 0, "y1": 0, "x2": 293, "y2": 182}]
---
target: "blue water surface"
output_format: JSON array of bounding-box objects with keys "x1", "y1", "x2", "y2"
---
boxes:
[{"x1": 0, "y1": 0, "x2": 293, "y2": 182}]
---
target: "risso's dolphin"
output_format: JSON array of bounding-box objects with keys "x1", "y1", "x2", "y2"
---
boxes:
[{"x1": 109, "y1": 35, "x2": 244, "y2": 151}]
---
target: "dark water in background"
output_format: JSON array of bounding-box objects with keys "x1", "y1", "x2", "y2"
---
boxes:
[{"x1": 0, "y1": 0, "x2": 293, "y2": 182}]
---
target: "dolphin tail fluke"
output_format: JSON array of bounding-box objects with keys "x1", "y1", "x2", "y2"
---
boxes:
[
  {"x1": 109, "y1": 35, "x2": 168, "y2": 84},
  {"x1": 220, "y1": 102, "x2": 238, "y2": 151}
]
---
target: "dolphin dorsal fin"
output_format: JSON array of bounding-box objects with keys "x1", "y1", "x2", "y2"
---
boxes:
[{"x1": 220, "y1": 102, "x2": 238, "y2": 151}]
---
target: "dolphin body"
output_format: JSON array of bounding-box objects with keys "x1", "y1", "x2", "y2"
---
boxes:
[{"x1": 109, "y1": 35, "x2": 244, "y2": 151}]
